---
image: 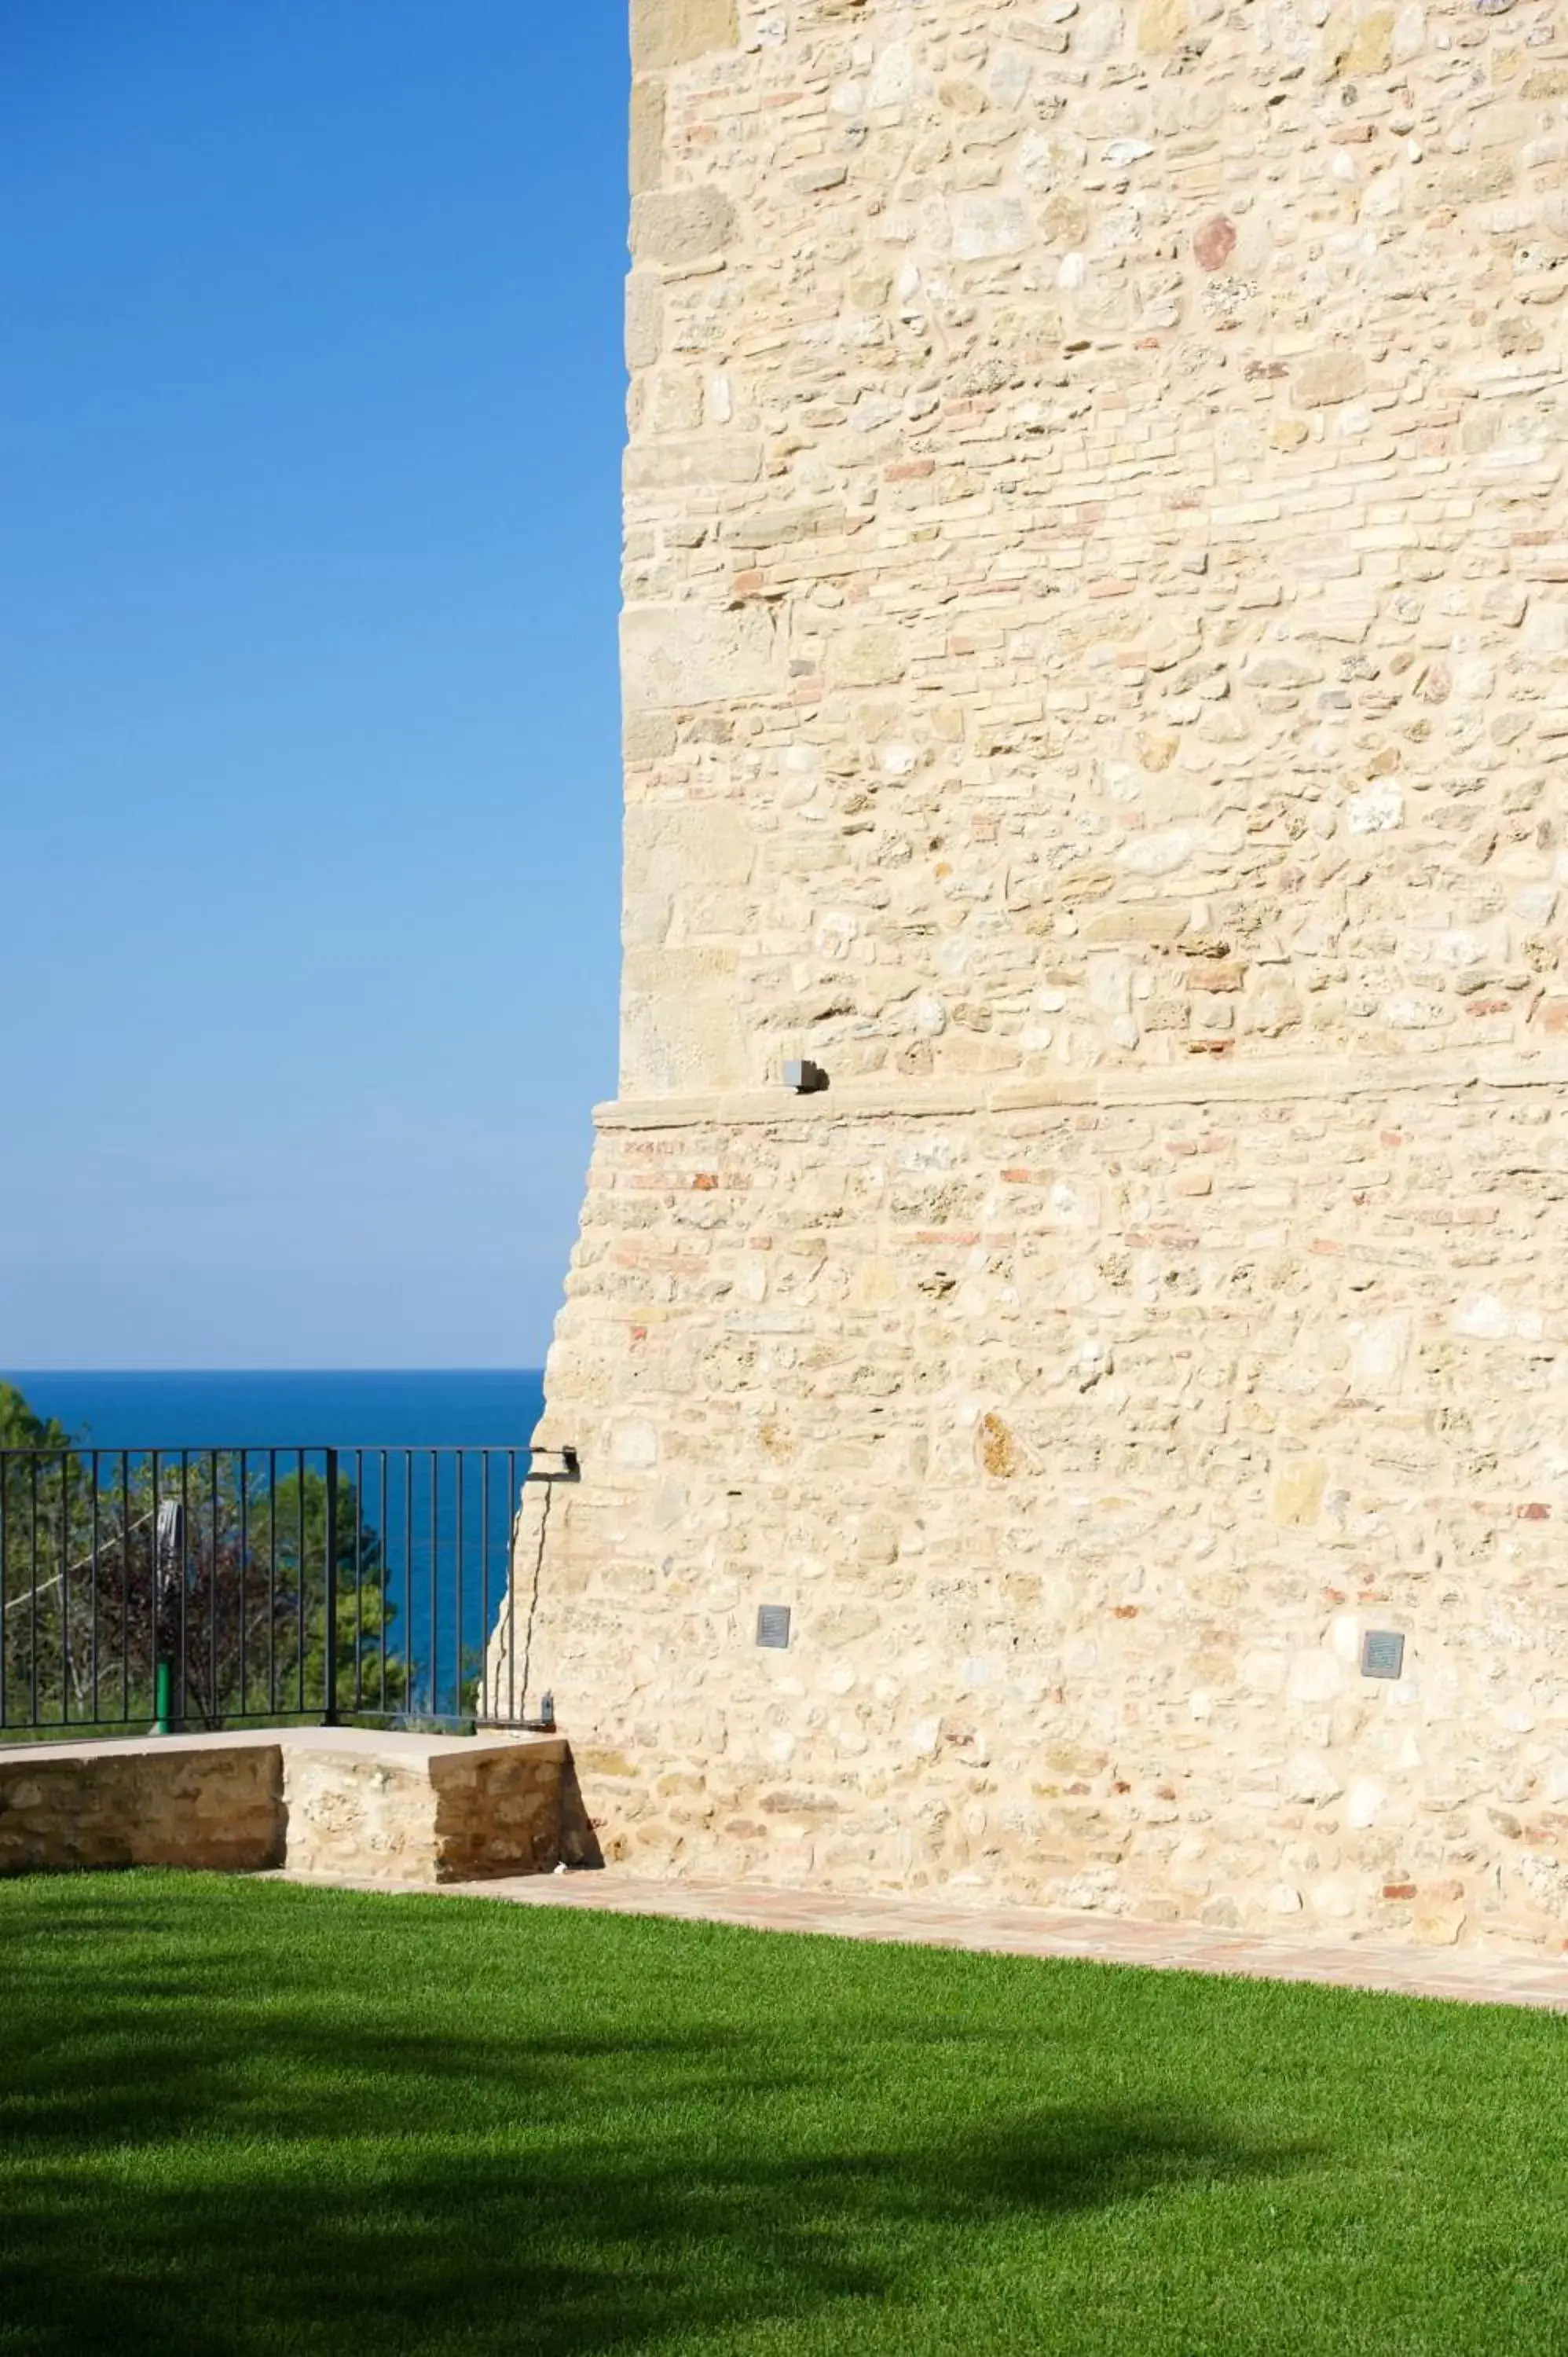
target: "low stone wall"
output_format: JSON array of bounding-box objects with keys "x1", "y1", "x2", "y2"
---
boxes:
[
  {"x1": 0, "y1": 1728, "x2": 569, "y2": 1885},
  {"x1": 0, "y1": 1738, "x2": 284, "y2": 1877}
]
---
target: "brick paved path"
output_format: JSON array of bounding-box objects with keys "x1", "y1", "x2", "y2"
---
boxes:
[{"x1": 284, "y1": 1866, "x2": 1568, "y2": 2013}]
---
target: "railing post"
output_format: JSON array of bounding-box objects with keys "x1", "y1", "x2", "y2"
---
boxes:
[
  {"x1": 153, "y1": 1490, "x2": 182, "y2": 1736},
  {"x1": 323, "y1": 1448, "x2": 339, "y2": 1727}
]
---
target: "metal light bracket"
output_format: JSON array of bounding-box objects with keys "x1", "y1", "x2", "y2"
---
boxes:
[{"x1": 526, "y1": 1445, "x2": 581, "y2": 1483}]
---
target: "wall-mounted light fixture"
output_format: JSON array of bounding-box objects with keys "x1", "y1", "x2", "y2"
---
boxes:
[
  {"x1": 1361, "y1": 1630, "x2": 1405, "y2": 1681},
  {"x1": 526, "y1": 1446, "x2": 581, "y2": 1483}
]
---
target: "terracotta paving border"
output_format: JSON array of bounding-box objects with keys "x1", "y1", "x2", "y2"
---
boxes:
[{"x1": 274, "y1": 1867, "x2": 1568, "y2": 2014}]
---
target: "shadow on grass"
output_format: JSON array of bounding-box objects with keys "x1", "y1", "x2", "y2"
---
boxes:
[{"x1": 0, "y1": 1890, "x2": 1314, "y2": 2357}]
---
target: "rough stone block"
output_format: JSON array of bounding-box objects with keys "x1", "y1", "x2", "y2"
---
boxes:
[
  {"x1": 629, "y1": 78, "x2": 666, "y2": 196},
  {"x1": 1291, "y1": 350, "x2": 1368, "y2": 409},
  {"x1": 630, "y1": 0, "x2": 738, "y2": 71},
  {"x1": 626, "y1": 801, "x2": 755, "y2": 893},
  {"x1": 829, "y1": 626, "x2": 907, "y2": 688},
  {"x1": 622, "y1": 945, "x2": 749, "y2": 1089},
  {"x1": 631, "y1": 188, "x2": 736, "y2": 267},
  {"x1": 1138, "y1": 0, "x2": 1188, "y2": 49},
  {"x1": 624, "y1": 436, "x2": 762, "y2": 490},
  {"x1": 621, "y1": 604, "x2": 780, "y2": 709},
  {"x1": 625, "y1": 275, "x2": 663, "y2": 370}
]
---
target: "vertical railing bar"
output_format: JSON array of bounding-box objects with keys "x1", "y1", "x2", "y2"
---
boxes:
[
  {"x1": 500, "y1": 1450, "x2": 511, "y2": 1725},
  {"x1": 267, "y1": 1450, "x2": 278, "y2": 1717},
  {"x1": 119, "y1": 1451, "x2": 130, "y2": 1724},
  {"x1": 323, "y1": 1446, "x2": 339, "y2": 1728},
  {"x1": 208, "y1": 1449, "x2": 220, "y2": 1725},
  {"x1": 90, "y1": 1452, "x2": 101, "y2": 1725},
  {"x1": 510, "y1": 1451, "x2": 520, "y2": 1728},
  {"x1": 378, "y1": 1450, "x2": 388, "y2": 1717},
  {"x1": 353, "y1": 1448, "x2": 365, "y2": 1716},
  {"x1": 498, "y1": 1450, "x2": 509, "y2": 1725},
  {"x1": 405, "y1": 1451, "x2": 414, "y2": 1721},
  {"x1": 153, "y1": 1433, "x2": 163, "y2": 1735},
  {"x1": 429, "y1": 1453, "x2": 441, "y2": 1721},
  {"x1": 179, "y1": 1451, "x2": 191, "y2": 1729},
  {"x1": 59, "y1": 1448, "x2": 71, "y2": 1724},
  {"x1": 480, "y1": 1449, "x2": 490, "y2": 1725},
  {"x1": 295, "y1": 1449, "x2": 306, "y2": 1717},
  {"x1": 239, "y1": 1451, "x2": 250, "y2": 1719},
  {"x1": 151, "y1": 1449, "x2": 161, "y2": 1729},
  {"x1": 29, "y1": 1455, "x2": 40, "y2": 1728},
  {"x1": 455, "y1": 1451, "x2": 465, "y2": 1726}
]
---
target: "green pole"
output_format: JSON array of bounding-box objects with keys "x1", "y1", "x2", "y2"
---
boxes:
[{"x1": 154, "y1": 1658, "x2": 171, "y2": 1737}]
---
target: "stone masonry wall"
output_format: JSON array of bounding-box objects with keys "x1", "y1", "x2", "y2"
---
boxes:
[
  {"x1": 0, "y1": 1742, "x2": 284, "y2": 1877},
  {"x1": 513, "y1": 0, "x2": 1568, "y2": 1948}
]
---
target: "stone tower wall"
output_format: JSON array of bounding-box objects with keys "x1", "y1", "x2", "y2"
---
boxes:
[{"x1": 507, "y1": 0, "x2": 1568, "y2": 1948}]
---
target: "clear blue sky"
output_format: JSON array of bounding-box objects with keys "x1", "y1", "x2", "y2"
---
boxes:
[{"x1": 1, "y1": 4, "x2": 628, "y2": 1370}]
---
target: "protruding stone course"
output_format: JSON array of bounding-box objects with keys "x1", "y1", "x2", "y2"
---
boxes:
[{"x1": 513, "y1": 0, "x2": 1568, "y2": 1952}]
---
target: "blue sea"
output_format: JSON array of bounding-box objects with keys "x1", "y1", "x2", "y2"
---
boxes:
[
  {"x1": 4, "y1": 1369, "x2": 544, "y2": 1453},
  {"x1": 2, "y1": 1372, "x2": 548, "y2": 1725}
]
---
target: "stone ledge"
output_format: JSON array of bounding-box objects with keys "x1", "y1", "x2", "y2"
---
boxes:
[
  {"x1": 0, "y1": 1728, "x2": 570, "y2": 1886},
  {"x1": 597, "y1": 1046, "x2": 1568, "y2": 1131}
]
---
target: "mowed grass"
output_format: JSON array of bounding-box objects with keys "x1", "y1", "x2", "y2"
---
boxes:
[{"x1": 1, "y1": 1876, "x2": 1566, "y2": 2356}]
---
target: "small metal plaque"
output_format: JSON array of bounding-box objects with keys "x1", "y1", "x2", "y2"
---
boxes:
[
  {"x1": 756, "y1": 1604, "x2": 791, "y2": 1650},
  {"x1": 1361, "y1": 1629, "x2": 1405, "y2": 1681}
]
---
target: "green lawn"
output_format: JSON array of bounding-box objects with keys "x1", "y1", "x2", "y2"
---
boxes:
[{"x1": 1, "y1": 1875, "x2": 1565, "y2": 2355}]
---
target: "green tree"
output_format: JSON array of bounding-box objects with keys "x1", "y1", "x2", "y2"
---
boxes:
[
  {"x1": 1, "y1": 1386, "x2": 87, "y2": 1725},
  {"x1": 0, "y1": 1384, "x2": 71, "y2": 1453}
]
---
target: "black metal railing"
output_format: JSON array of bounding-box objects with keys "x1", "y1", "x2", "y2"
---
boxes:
[{"x1": 0, "y1": 1445, "x2": 542, "y2": 1739}]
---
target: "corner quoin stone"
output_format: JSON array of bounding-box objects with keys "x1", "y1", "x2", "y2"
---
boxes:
[
  {"x1": 630, "y1": 0, "x2": 738, "y2": 72},
  {"x1": 629, "y1": 78, "x2": 666, "y2": 196},
  {"x1": 630, "y1": 188, "x2": 737, "y2": 268},
  {"x1": 625, "y1": 276, "x2": 663, "y2": 370},
  {"x1": 621, "y1": 603, "x2": 778, "y2": 709}
]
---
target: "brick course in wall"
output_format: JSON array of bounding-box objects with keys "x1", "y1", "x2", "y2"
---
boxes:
[{"x1": 511, "y1": 0, "x2": 1568, "y2": 1948}]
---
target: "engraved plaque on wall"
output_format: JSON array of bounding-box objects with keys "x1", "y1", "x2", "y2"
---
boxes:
[
  {"x1": 1361, "y1": 1630, "x2": 1405, "y2": 1681},
  {"x1": 756, "y1": 1605, "x2": 791, "y2": 1650}
]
